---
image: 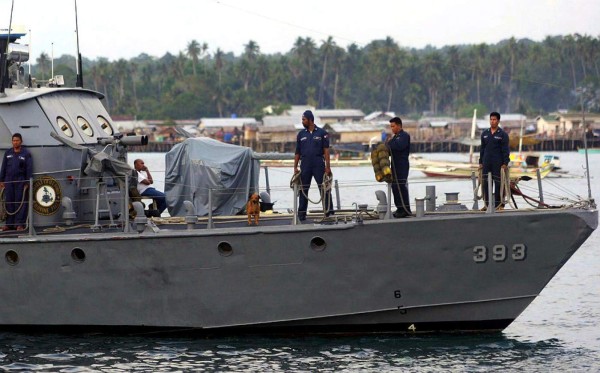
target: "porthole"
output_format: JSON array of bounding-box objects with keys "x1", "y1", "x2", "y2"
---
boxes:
[
  {"x1": 77, "y1": 116, "x2": 94, "y2": 137},
  {"x1": 5, "y1": 250, "x2": 19, "y2": 265},
  {"x1": 57, "y1": 117, "x2": 74, "y2": 137},
  {"x1": 71, "y1": 248, "x2": 86, "y2": 262},
  {"x1": 218, "y1": 241, "x2": 233, "y2": 257},
  {"x1": 310, "y1": 236, "x2": 327, "y2": 251},
  {"x1": 97, "y1": 115, "x2": 114, "y2": 135}
]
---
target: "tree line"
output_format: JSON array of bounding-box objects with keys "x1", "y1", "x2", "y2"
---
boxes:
[{"x1": 32, "y1": 34, "x2": 600, "y2": 121}]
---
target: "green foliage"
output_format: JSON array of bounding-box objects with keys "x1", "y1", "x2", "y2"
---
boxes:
[
  {"x1": 31, "y1": 34, "x2": 600, "y2": 119},
  {"x1": 457, "y1": 103, "x2": 489, "y2": 118}
]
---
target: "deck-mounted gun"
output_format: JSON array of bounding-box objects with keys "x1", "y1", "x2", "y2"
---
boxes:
[{"x1": 97, "y1": 133, "x2": 148, "y2": 161}]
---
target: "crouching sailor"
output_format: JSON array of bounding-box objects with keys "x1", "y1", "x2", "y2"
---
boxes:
[{"x1": 0, "y1": 133, "x2": 33, "y2": 231}]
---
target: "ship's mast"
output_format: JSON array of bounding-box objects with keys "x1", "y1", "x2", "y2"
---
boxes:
[
  {"x1": 579, "y1": 88, "x2": 593, "y2": 202},
  {"x1": 74, "y1": 0, "x2": 83, "y2": 87},
  {"x1": 469, "y1": 109, "x2": 477, "y2": 163},
  {"x1": 0, "y1": 0, "x2": 15, "y2": 95}
]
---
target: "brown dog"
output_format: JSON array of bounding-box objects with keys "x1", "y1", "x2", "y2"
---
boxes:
[{"x1": 247, "y1": 193, "x2": 260, "y2": 225}]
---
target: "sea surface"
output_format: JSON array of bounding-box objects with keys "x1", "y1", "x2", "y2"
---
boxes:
[{"x1": 1, "y1": 151, "x2": 598, "y2": 372}]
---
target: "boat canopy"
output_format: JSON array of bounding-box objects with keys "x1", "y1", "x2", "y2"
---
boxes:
[{"x1": 165, "y1": 137, "x2": 260, "y2": 217}]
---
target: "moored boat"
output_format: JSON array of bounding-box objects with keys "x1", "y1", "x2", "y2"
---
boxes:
[
  {"x1": 0, "y1": 28, "x2": 597, "y2": 335},
  {"x1": 410, "y1": 155, "x2": 554, "y2": 179}
]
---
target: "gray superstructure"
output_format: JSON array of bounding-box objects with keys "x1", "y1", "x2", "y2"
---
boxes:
[{"x1": 0, "y1": 31, "x2": 597, "y2": 334}]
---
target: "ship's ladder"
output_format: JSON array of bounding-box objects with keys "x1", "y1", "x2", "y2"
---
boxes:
[{"x1": 92, "y1": 180, "x2": 116, "y2": 231}]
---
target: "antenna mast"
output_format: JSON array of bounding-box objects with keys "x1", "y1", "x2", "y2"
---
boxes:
[
  {"x1": 74, "y1": 0, "x2": 83, "y2": 87},
  {"x1": 579, "y1": 88, "x2": 593, "y2": 202},
  {"x1": 0, "y1": 0, "x2": 15, "y2": 95}
]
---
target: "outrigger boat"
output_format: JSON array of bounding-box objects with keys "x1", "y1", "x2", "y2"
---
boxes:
[
  {"x1": 410, "y1": 154, "x2": 555, "y2": 179},
  {"x1": 0, "y1": 25, "x2": 597, "y2": 334}
]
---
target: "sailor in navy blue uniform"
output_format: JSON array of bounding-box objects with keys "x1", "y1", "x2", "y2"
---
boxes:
[
  {"x1": 0, "y1": 133, "x2": 33, "y2": 231},
  {"x1": 387, "y1": 117, "x2": 412, "y2": 218},
  {"x1": 479, "y1": 112, "x2": 510, "y2": 209},
  {"x1": 293, "y1": 110, "x2": 334, "y2": 221}
]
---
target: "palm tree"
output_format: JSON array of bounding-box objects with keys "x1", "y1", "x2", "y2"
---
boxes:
[
  {"x1": 214, "y1": 48, "x2": 225, "y2": 88},
  {"x1": 422, "y1": 51, "x2": 443, "y2": 114},
  {"x1": 36, "y1": 52, "x2": 50, "y2": 80},
  {"x1": 130, "y1": 61, "x2": 140, "y2": 113},
  {"x1": 241, "y1": 40, "x2": 260, "y2": 91},
  {"x1": 114, "y1": 59, "x2": 128, "y2": 104},
  {"x1": 187, "y1": 39, "x2": 201, "y2": 76},
  {"x1": 368, "y1": 37, "x2": 405, "y2": 112},
  {"x1": 330, "y1": 45, "x2": 345, "y2": 108},
  {"x1": 318, "y1": 36, "x2": 336, "y2": 108}
]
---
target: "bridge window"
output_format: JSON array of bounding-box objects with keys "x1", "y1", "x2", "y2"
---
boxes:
[
  {"x1": 77, "y1": 116, "x2": 94, "y2": 137},
  {"x1": 97, "y1": 115, "x2": 113, "y2": 135},
  {"x1": 57, "y1": 117, "x2": 74, "y2": 137}
]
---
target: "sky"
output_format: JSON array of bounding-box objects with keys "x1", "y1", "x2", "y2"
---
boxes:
[{"x1": 2, "y1": 0, "x2": 600, "y2": 61}]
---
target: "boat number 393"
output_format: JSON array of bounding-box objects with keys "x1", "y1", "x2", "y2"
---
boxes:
[{"x1": 472, "y1": 244, "x2": 527, "y2": 263}]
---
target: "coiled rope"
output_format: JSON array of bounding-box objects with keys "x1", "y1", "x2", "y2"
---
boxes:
[
  {"x1": 0, "y1": 184, "x2": 29, "y2": 219},
  {"x1": 290, "y1": 171, "x2": 333, "y2": 217}
]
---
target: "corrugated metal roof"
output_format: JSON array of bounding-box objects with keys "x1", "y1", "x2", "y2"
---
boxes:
[
  {"x1": 364, "y1": 111, "x2": 396, "y2": 121},
  {"x1": 262, "y1": 115, "x2": 297, "y2": 127},
  {"x1": 200, "y1": 117, "x2": 258, "y2": 128},
  {"x1": 315, "y1": 109, "x2": 365, "y2": 118},
  {"x1": 327, "y1": 122, "x2": 383, "y2": 132}
]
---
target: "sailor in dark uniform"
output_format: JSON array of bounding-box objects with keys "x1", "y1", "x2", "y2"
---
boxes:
[
  {"x1": 0, "y1": 133, "x2": 33, "y2": 231},
  {"x1": 293, "y1": 110, "x2": 334, "y2": 221},
  {"x1": 387, "y1": 117, "x2": 412, "y2": 218},
  {"x1": 479, "y1": 111, "x2": 510, "y2": 209}
]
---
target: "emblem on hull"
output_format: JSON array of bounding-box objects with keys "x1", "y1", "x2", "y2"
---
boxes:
[{"x1": 33, "y1": 176, "x2": 62, "y2": 215}]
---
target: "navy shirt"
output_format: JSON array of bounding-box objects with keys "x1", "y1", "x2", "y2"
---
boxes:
[
  {"x1": 479, "y1": 127, "x2": 510, "y2": 165},
  {"x1": 295, "y1": 126, "x2": 330, "y2": 166},
  {"x1": 388, "y1": 130, "x2": 410, "y2": 168},
  {"x1": 0, "y1": 147, "x2": 33, "y2": 182}
]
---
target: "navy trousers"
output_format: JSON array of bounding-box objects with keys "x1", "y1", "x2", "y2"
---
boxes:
[
  {"x1": 482, "y1": 162, "x2": 502, "y2": 208},
  {"x1": 298, "y1": 162, "x2": 333, "y2": 219}
]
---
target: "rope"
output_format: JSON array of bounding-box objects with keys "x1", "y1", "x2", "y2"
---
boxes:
[
  {"x1": 0, "y1": 184, "x2": 29, "y2": 217},
  {"x1": 499, "y1": 167, "x2": 514, "y2": 209},
  {"x1": 290, "y1": 170, "x2": 333, "y2": 217},
  {"x1": 474, "y1": 168, "x2": 484, "y2": 200}
]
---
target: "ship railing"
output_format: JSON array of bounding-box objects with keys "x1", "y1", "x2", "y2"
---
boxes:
[{"x1": 0, "y1": 169, "x2": 590, "y2": 235}]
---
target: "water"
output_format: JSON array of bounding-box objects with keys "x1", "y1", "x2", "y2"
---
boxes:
[{"x1": 1, "y1": 152, "x2": 598, "y2": 372}]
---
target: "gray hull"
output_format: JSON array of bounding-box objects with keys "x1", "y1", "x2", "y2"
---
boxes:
[{"x1": 0, "y1": 208, "x2": 595, "y2": 333}]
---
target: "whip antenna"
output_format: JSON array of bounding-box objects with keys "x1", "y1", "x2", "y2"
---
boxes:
[
  {"x1": 74, "y1": 0, "x2": 83, "y2": 87},
  {"x1": 0, "y1": 0, "x2": 15, "y2": 94},
  {"x1": 578, "y1": 88, "x2": 593, "y2": 202}
]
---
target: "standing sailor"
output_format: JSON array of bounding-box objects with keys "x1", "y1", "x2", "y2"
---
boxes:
[
  {"x1": 293, "y1": 110, "x2": 334, "y2": 221},
  {"x1": 0, "y1": 133, "x2": 33, "y2": 231},
  {"x1": 387, "y1": 117, "x2": 412, "y2": 218},
  {"x1": 479, "y1": 111, "x2": 510, "y2": 209}
]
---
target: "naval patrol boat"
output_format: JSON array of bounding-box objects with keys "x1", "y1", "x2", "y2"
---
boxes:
[{"x1": 0, "y1": 29, "x2": 597, "y2": 334}]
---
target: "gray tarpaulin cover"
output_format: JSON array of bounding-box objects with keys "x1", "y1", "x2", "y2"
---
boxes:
[{"x1": 165, "y1": 138, "x2": 260, "y2": 216}]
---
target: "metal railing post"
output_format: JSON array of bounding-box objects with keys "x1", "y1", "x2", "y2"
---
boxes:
[
  {"x1": 334, "y1": 179, "x2": 341, "y2": 210},
  {"x1": 487, "y1": 172, "x2": 494, "y2": 214},
  {"x1": 124, "y1": 175, "x2": 130, "y2": 233},
  {"x1": 28, "y1": 177, "x2": 34, "y2": 236},
  {"x1": 264, "y1": 166, "x2": 271, "y2": 196},
  {"x1": 386, "y1": 182, "x2": 393, "y2": 219},
  {"x1": 292, "y1": 183, "x2": 298, "y2": 225},
  {"x1": 536, "y1": 168, "x2": 544, "y2": 208},
  {"x1": 471, "y1": 172, "x2": 479, "y2": 210},
  {"x1": 207, "y1": 188, "x2": 214, "y2": 229}
]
